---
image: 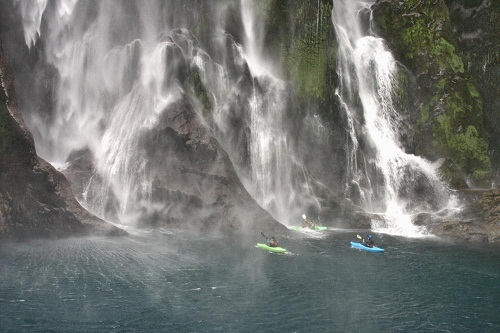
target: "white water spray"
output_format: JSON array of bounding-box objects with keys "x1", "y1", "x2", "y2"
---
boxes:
[
  {"x1": 231, "y1": 0, "x2": 315, "y2": 224},
  {"x1": 14, "y1": 0, "x2": 456, "y2": 232},
  {"x1": 333, "y1": 0, "x2": 455, "y2": 237},
  {"x1": 15, "y1": 0, "x2": 313, "y2": 226}
]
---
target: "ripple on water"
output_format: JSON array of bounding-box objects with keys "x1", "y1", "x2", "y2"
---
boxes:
[{"x1": 0, "y1": 233, "x2": 499, "y2": 332}]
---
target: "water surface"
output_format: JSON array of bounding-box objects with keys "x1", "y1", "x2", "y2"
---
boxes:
[{"x1": 1, "y1": 230, "x2": 499, "y2": 332}]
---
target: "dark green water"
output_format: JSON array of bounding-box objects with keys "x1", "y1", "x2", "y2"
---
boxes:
[{"x1": 1, "y1": 230, "x2": 499, "y2": 332}]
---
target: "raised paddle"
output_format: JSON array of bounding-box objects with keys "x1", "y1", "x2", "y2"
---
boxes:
[
  {"x1": 302, "y1": 214, "x2": 306, "y2": 220},
  {"x1": 261, "y1": 232, "x2": 278, "y2": 247}
]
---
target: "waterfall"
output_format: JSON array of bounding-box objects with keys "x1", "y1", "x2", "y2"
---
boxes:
[
  {"x1": 209, "y1": 0, "x2": 313, "y2": 224},
  {"x1": 332, "y1": 0, "x2": 455, "y2": 236},
  {"x1": 13, "y1": 0, "x2": 314, "y2": 226},
  {"x1": 13, "y1": 1, "x2": 212, "y2": 223},
  {"x1": 13, "y1": 0, "x2": 456, "y2": 234}
]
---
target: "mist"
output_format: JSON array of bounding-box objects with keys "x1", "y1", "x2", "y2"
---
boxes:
[{"x1": 3, "y1": 0, "x2": 458, "y2": 237}]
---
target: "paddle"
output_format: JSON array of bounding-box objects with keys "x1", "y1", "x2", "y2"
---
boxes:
[
  {"x1": 356, "y1": 234, "x2": 365, "y2": 242},
  {"x1": 302, "y1": 214, "x2": 306, "y2": 220},
  {"x1": 261, "y1": 232, "x2": 268, "y2": 239}
]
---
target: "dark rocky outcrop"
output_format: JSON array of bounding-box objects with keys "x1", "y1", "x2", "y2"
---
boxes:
[
  {"x1": 62, "y1": 95, "x2": 286, "y2": 234},
  {"x1": 0, "y1": 43, "x2": 126, "y2": 239},
  {"x1": 417, "y1": 189, "x2": 500, "y2": 242},
  {"x1": 306, "y1": 176, "x2": 373, "y2": 229},
  {"x1": 136, "y1": 95, "x2": 286, "y2": 233},
  {"x1": 445, "y1": 0, "x2": 500, "y2": 188}
]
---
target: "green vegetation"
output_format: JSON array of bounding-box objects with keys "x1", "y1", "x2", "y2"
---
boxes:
[
  {"x1": 190, "y1": 70, "x2": 213, "y2": 118},
  {"x1": 283, "y1": 2, "x2": 334, "y2": 101},
  {"x1": 375, "y1": 0, "x2": 463, "y2": 75},
  {"x1": 263, "y1": 0, "x2": 336, "y2": 102},
  {"x1": 449, "y1": 125, "x2": 490, "y2": 170},
  {"x1": 436, "y1": 113, "x2": 490, "y2": 172},
  {"x1": 372, "y1": 0, "x2": 492, "y2": 185}
]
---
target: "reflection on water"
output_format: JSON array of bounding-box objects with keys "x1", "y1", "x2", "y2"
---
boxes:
[{"x1": 0, "y1": 231, "x2": 499, "y2": 332}]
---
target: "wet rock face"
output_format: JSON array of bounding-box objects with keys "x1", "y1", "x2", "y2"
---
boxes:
[
  {"x1": 62, "y1": 95, "x2": 286, "y2": 234},
  {"x1": 372, "y1": 0, "x2": 492, "y2": 187},
  {"x1": 445, "y1": 0, "x2": 500, "y2": 187},
  {"x1": 479, "y1": 189, "x2": 500, "y2": 227},
  {"x1": 0, "y1": 44, "x2": 126, "y2": 239},
  {"x1": 137, "y1": 95, "x2": 278, "y2": 231},
  {"x1": 415, "y1": 189, "x2": 500, "y2": 243}
]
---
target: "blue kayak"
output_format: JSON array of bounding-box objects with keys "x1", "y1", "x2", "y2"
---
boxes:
[{"x1": 350, "y1": 241, "x2": 384, "y2": 252}]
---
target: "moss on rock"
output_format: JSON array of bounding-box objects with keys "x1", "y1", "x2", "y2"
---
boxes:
[
  {"x1": 190, "y1": 69, "x2": 213, "y2": 118},
  {"x1": 445, "y1": 0, "x2": 500, "y2": 186},
  {"x1": 283, "y1": 2, "x2": 335, "y2": 101},
  {"x1": 263, "y1": 0, "x2": 337, "y2": 103},
  {"x1": 372, "y1": 0, "x2": 491, "y2": 187}
]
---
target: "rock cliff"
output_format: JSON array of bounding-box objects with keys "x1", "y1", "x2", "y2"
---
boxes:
[
  {"x1": 445, "y1": 0, "x2": 500, "y2": 187},
  {"x1": 0, "y1": 43, "x2": 127, "y2": 239},
  {"x1": 426, "y1": 190, "x2": 500, "y2": 242},
  {"x1": 372, "y1": 0, "x2": 492, "y2": 187}
]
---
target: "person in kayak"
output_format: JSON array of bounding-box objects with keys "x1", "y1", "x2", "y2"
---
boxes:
[
  {"x1": 268, "y1": 236, "x2": 279, "y2": 247},
  {"x1": 364, "y1": 234, "x2": 374, "y2": 248},
  {"x1": 302, "y1": 216, "x2": 315, "y2": 229}
]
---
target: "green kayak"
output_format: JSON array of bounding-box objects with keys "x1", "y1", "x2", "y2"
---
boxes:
[
  {"x1": 256, "y1": 243, "x2": 287, "y2": 253},
  {"x1": 289, "y1": 226, "x2": 327, "y2": 231}
]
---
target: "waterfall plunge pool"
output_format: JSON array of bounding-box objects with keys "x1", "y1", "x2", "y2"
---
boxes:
[{"x1": 0, "y1": 230, "x2": 499, "y2": 332}]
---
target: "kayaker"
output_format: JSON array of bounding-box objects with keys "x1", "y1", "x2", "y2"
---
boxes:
[
  {"x1": 364, "y1": 234, "x2": 374, "y2": 248},
  {"x1": 268, "y1": 236, "x2": 279, "y2": 247},
  {"x1": 302, "y1": 216, "x2": 315, "y2": 229}
]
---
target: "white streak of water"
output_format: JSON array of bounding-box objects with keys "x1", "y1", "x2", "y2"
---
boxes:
[{"x1": 333, "y1": 0, "x2": 456, "y2": 237}]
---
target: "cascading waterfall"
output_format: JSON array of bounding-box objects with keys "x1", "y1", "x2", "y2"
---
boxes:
[
  {"x1": 14, "y1": 1, "x2": 215, "y2": 223},
  {"x1": 15, "y1": 0, "x2": 313, "y2": 226},
  {"x1": 333, "y1": 0, "x2": 455, "y2": 236},
  {"x1": 210, "y1": 0, "x2": 312, "y2": 224},
  {"x1": 13, "y1": 0, "x2": 457, "y2": 234}
]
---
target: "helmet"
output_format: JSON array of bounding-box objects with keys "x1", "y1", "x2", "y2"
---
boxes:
[{"x1": 368, "y1": 235, "x2": 373, "y2": 239}]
